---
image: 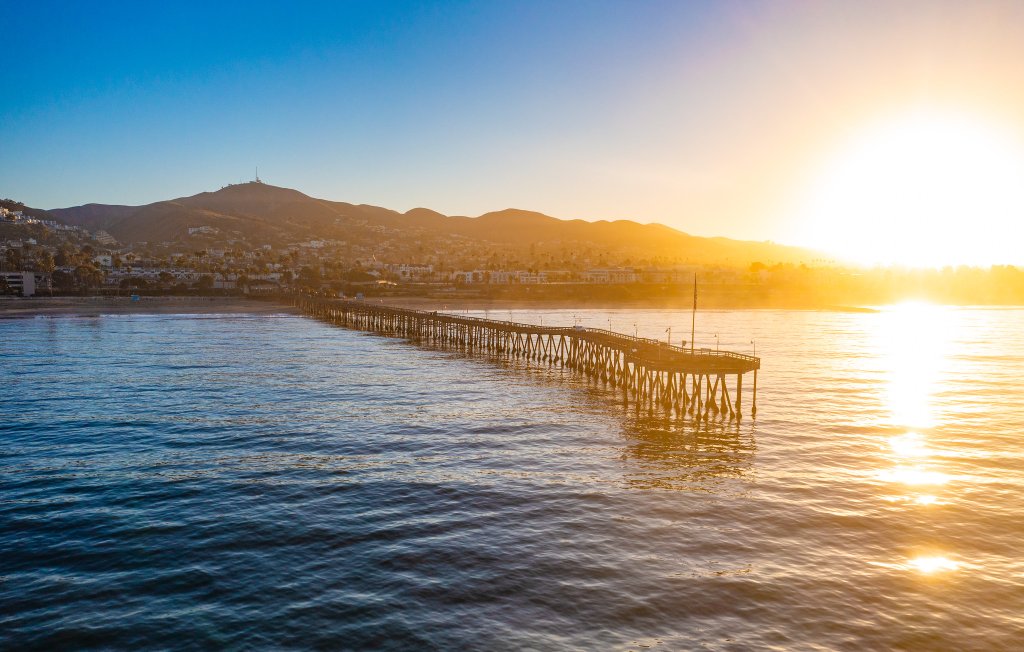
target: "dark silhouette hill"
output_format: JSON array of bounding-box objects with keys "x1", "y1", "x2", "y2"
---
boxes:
[{"x1": 48, "y1": 182, "x2": 818, "y2": 264}]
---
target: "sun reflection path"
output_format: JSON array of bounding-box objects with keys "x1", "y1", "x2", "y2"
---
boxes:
[
  {"x1": 874, "y1": 304, "x2": 956, "y2": 495},
  {"x1": 872, "y1": 303, "x2": 964, "y2": 575},
  {"x1": 877, "y1": 302, "x2": 954, "y2": 430},
  {"x1": 878, "y1": 466, "x2": 950, "y2": 487},
  {"x1": 871, "y1": 554, "x2": 962, "y2": 575},
  {"x1": 878, "y1": 430, "x2": 950, "y2": 498},
  {"x1": 909, "y1": 556, "x2": 960, "y2": 574},
  {"x1": 888, "y1": 432, "x2": 930, "y2": 458}
]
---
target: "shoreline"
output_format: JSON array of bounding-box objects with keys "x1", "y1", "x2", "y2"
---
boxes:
[
  {"x1": 379, "y1": 296, "x2": 883, "y2": 312},
  {"x1": 1, "y1": 295, "x2": 876, "y2": 317},
  {"x1": 5, "y1": 295, "x2": 1021, "y2": 317},
  {"x1": 0, "y1": 296, "x2": 298, "y2": 318}
]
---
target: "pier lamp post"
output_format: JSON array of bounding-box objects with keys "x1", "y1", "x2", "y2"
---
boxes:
[
  {"x1": 751, "y1": 339, "x2": 755, "y2": 357},
  {"x1": 715, "y1": 333, "x2": 719, "y2": 352},
  {"x1": 666, "y1": 326, "x2": 672, "y2": 345},
  {"x1": 633, "y1": 323, "x2": 638, "y2": 338}
]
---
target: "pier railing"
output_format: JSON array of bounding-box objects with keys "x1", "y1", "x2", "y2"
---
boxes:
[
  {"x1": 294, "y1": 296, "x2": 759, "y2": 419},
  {"x1": 311, "y1": 300, "x2": 759, "y2": 370}
]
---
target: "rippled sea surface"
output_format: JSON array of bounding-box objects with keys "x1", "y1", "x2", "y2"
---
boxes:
[{"x1": 2, "y1": 305, "x2": 1023, "y2": 650}]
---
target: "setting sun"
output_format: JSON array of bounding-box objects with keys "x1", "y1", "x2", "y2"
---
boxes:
[{"x1": 795, "y1": 109, "x2": 1024, "y2": 267}]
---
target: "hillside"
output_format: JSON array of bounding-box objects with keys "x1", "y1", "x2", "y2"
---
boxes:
[
  {"x1": 48, "y1": 182, "x2": 819, "y2": 265},
  {"x1": 1, "y1": 198, "x2": 58, "y2": 221}
]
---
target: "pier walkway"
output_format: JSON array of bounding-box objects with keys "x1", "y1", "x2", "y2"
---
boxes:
[{"x1": 295, "y1": 296, "x2": 760, "y2": 420}]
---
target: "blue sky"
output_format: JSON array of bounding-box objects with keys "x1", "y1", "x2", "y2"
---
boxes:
[{"x1": 5, "y1": 1, "x2": 1024, "y2": 245}]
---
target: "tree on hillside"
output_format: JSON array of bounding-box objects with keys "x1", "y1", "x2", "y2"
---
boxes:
[
  {"x1": 195, "y1": 275, "x2": 214, "y2": 291},
  {"x1": 55, "y1": 244, "x2": 76, "y2": 267},
  {"x1": 33, "y1": 250, "x2": 55, "y2": 275},
  {"x1": 298, "y1": 266, "x2": 321, "y2": 287},
  {"x1": 52, "y1": 270, "x2": 75, "y2": 291},
  {"x1": 158, "y1": 271, "x2": 175, "y2": 287},
  {"x1": 3, "y1": 248, "x2": 23, "y2": 271},
  {"x1": 73, "y1": 264, "x2": 103, "y2": 290}
]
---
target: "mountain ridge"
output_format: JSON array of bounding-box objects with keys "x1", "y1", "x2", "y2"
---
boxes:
[{"x1": 47, "y1": 182, "x2": 820, "y2": 265}]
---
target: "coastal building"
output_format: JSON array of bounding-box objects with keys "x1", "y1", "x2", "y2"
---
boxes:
[
  {"x1": 244, "y1": 280, "x2": 280, "y2": 295},
  {"x1": 582, "y1": 268, "x2": 639, "y2": 284},
  {"x1": 542, "y1": 270, "x2": 574, "y2": 282},
  {"x1": 2, "y1": 271, "x2": 37, "y2": 296},
  {"x1": 94, "y1": 230, "x2": 118, "y2": 246},
  {"x1": 642, "y1": 267, "x2": 692, "y2": 283},
  {"x1": 388, "y1": 263, "x2": 434, "y2": 280}
]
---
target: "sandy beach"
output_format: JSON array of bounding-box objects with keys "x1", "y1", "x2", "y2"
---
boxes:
[{"x1": 0, "y1": 296, "x2": 299, "y2": 318}]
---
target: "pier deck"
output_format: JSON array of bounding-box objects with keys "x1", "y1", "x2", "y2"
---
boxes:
[{"x1": 295, "y1": 296, "x2": 760, "y2": 420}]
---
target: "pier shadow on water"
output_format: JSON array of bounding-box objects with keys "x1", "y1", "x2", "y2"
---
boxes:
[
  {"x1": 402, "y1": 332, "x2": 757, "y2": 493},
  {"x1": 617, "y1": 413, "x2": 756, "y2": 492}
]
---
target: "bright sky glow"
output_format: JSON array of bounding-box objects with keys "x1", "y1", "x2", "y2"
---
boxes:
[
  {"x1": 793, "y1": 109, "x2": 1024, "y2": 266},
  {"x1": 5, "y1": 0, "x2": 1024, "y2": 265}
]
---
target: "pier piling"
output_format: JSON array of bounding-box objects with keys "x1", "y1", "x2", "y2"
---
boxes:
[{"x1": 295, "y1": 296, "x2": 761, "y2": 420}]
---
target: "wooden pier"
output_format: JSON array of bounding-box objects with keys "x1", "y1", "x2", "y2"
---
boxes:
[{"x1": 295, "y1": 296, "x2": 760, "y2": 421}]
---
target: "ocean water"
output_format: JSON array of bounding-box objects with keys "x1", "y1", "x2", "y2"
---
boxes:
[{"x1": 2, "y1": 305, "x2": 1023, "y2": 650}]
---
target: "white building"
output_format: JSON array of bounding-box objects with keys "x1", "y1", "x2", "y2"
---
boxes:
[
  {"x1": 583, "y1": 268, "x2": 639, "y2": 284},
  {"x1": 94, "y1": 230, "x2": 118, "y2": 246},
  {"x1": 389, "y1": 263, "x2": 434, "y2": 281},
  {"x1": 1, "y1": 271, "x2": 37, "y2": 296}
]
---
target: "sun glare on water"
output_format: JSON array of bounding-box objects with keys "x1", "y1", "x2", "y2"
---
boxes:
[
  {"x1": 909, "y1": 556, "x2": 960, "y2": 574},
  {"x1": 796, "y1": 109, "x2": 1024, "y2": 267},
  {"x1": 877, "y1": 301, "x2": 953, "y2": 430}
]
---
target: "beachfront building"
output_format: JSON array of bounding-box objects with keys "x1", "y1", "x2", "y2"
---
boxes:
[
  {"x1": 1, "y1": 271, "x2": 45, "y2": 296},
  {"x1": 388, "y1": 263, "x2": 434, "y2": 281},
  {"x1": 582, "y1": 268, "x2": 640, "y2": 284}
]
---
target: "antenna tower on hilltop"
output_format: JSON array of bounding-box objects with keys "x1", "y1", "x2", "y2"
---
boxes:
[{"x1": 255, "y1": 166, "x2": 262, "y2": 184}]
